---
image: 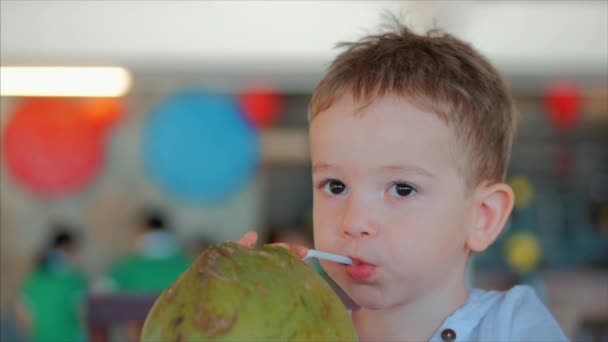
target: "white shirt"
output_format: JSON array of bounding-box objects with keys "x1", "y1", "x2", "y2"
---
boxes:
[{"x1": 429, "y1": 285, "x2": 569, "y2": 342}]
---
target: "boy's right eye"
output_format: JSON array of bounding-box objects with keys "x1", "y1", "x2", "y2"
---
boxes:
[{"x1": 323, "y1": 180, "x2": 347, "y2": 195}]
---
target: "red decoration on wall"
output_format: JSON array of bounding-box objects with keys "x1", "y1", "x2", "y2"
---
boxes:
[
  {"x1": 544, "y1": 81, "x2": 581, "y2": 134},
  {"x1": 238, "y1": 85, "x2": 283, "y2": 129},
  {"x1": 2, "y1": 97, "x2": 121, "y2": 197}
]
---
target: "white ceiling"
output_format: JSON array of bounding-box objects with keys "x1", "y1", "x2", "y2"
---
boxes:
[{"x1": 1, "y1": 1, "x2": 607, "y2": 91}]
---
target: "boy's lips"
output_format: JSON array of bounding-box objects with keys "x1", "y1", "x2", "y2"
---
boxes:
[{"x1": 345, "y1": 257, "x2": 376, "y2": 281}]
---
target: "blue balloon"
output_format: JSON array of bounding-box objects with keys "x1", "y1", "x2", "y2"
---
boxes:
[{"x1": 142, "y1": 91, "x2": 259, "y2": 202}]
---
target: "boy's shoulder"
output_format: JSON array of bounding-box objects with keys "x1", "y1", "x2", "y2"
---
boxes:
[
  {"x1": 476, "y1": 285, "x2": 568, "y2": 340},
  {"x1": 431, "y1": 285, "x2": 569, "y2": 341}
]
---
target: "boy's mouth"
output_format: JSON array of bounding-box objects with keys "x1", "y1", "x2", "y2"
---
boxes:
[{"x1": 345, "y1": 257, "x2": 376, "y2": 281}]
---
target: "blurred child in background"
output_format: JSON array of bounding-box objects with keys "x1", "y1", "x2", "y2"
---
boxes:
[
  {"x1": 16, "y1": 224, "x2": 88, "y2": 342},
  {"x1": 94, "y1": 209, "x2": 192, "y2": 341},
  {"x1": 99, "y1": 209, "x2": 191, "y2": 294}
]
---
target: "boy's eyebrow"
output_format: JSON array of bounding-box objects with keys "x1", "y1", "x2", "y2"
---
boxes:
[
  {"x1": 379, "y1": 165, "x2": 435, "y2": 178},
  {"x1": 312, "y1": 163, "x2": 434, "y2": 178},
  {"x1": 312, "y1": 163, "x2": 332, "y2": 174}
]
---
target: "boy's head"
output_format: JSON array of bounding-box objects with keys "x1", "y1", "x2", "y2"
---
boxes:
[
  {"x1": 138, "y1": 209, "x2": 168, "y2": 233},
  {"x1": 309, "y1": 22, "x2": 517, "y2": 189},
  {"x1": 308, "y1": 20, "x2": 516, "y2": 310},
  {"x1": 39, "y1": 223, "x2": 80, "y2": 267}
]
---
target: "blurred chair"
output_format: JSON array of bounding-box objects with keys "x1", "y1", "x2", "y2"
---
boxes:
[{"x1": 87, "y1": 293, "x2": 157, "y2": 342}]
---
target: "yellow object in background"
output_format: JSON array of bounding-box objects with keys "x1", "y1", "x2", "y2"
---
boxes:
[
  {"x1": 504, "y1": 231, "x2": 542, "y2": 275},
  {"x1": 509, "y1": 176, "x2": 535, "y2": 210}
]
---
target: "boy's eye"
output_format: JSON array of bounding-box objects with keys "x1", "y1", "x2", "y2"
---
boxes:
[
  {"x1": 389, "y1": 183, "x2": 417, "y2": 198},
  {"x1": 323, "y1": 180, "x2": 347, "y2": 195}
]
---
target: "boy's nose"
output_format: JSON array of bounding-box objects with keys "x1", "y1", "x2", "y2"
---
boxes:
[{"x1": 341, "y1": 198, "x2": 377, "y2": 238}]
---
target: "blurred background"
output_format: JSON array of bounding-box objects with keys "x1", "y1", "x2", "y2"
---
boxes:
[{"x1": 0, "y1": 1, "x2": 606, "y2": 341}]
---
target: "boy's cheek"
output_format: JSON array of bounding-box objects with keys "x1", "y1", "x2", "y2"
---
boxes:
[
  {"x1": 312, "y1": 229, "x2": 333, "y2": 251},
  {"x1": 313, "y1": 204, "x2": 347, "y2": 249}
]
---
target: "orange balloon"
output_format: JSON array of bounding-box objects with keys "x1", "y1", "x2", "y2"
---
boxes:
[{"x1": 80, "y1": 97, "x2": 123, "y2": 134}]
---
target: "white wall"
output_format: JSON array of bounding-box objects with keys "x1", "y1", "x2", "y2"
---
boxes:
[{"x1": 2, "y1": 0, "x2": 606, "y2": 79}]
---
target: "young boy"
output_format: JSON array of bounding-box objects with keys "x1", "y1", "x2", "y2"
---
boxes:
[{"x1": 240, "y1": 20, "x2": 568, "y2": 341}]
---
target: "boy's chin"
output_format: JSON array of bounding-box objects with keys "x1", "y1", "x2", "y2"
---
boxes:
[
  {"x1": 327, "y1": 271, "x2": 393, "y2": 310},
  {"x1": 343, "y1": 283, "x2": 391, "y2": 311},
  {"x1": 351, "y1": 295, "x2": 390, "y2": 311}
]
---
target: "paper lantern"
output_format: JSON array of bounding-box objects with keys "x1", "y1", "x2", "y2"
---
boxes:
[
  {"x1": 142, "y1": 91, "x2": 259, "y2": 202},
  {"x1": 544, "y1": 81, "x2": 581, "y2": 133},
  {"x1": 2, "y1": 98, "x2": 104, "y2": 197},
  {"x1": 238, "y1": 85, "x2": 283, "y2": 129}
]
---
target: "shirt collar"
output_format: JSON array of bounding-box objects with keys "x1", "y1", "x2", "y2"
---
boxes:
[{"x1": 429, "y1": 288, "x2": 498, "y2": 342}]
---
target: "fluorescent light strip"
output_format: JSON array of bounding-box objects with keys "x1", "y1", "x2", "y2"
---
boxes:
[{"x1": 0, "y1": 66, "x2": 132, "y2": 97}]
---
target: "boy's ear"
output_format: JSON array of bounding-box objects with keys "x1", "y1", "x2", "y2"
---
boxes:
[{"x1": 466, "y1": 182, "x2": 514, "y2": 253}]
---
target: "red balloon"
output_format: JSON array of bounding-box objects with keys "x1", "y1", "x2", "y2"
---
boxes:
[
  {"x1": 2, "y1": 98, "x2": 108, "y2": 197},
  {"x1": 238, "y1": 86, "x2": 283, "y2": 129},
  {"x1": 544, "y1": 81, "x2": 581, "y2": 133}
]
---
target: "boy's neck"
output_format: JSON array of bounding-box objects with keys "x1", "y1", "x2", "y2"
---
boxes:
[{"x1": 352, "y1": 273, "x2": 468, "y2": 342}]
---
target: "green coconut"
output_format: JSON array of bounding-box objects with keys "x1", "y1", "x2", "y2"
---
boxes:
[{"x1": 140, "y1": 242, "x2": 356, "y2": 341}]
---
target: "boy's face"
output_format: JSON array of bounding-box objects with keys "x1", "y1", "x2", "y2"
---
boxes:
[{"x1": 310, "y1": 94, "x2": 475, "y2": 309}]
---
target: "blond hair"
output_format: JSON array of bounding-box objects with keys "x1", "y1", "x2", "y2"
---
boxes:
[{"x1": 309, "y1": 21, "x2": 517, "y2": 187}]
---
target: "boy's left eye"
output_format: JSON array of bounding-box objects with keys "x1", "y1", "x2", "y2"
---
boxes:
[{"x1": 389, "y1": 183, "x2": 417, "y2": 198}]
